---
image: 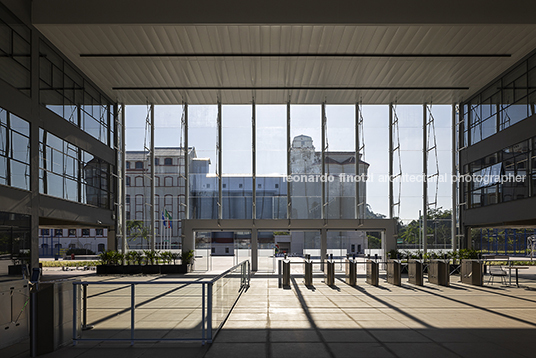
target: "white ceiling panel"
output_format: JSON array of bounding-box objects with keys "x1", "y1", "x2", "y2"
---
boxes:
[{"x1": 35, "y1": 24, "x2": 536, "y2": 104}]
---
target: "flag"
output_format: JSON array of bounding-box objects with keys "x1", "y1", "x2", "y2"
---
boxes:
[
  {"x1": 162, "y1": 210, "x2": 167, "y2": 228},
  {"x1": 165, "y1": 208, "x2": 172, "y2": 229}
]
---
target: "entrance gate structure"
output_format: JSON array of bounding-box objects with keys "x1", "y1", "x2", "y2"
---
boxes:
[{"x1": 184, "y1": 219, "x2": 397, "y2": 272}]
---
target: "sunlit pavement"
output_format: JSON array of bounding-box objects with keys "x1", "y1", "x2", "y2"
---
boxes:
[{"x1": 4, "y1": 266, "x2": 536, "y2": 358}]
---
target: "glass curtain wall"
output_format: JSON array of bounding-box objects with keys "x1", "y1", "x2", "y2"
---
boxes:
[
  {"x1": 154, "y1": 105, "x2": 185, "y2": 249},
  {"x1": 125, "y1": 105, "x2": 153, "y2": 249},
  {"x1": 222, "y1": 105, "x2": 252, "y2": 219},
  {"x1": 0, "y1": 5, "x2": 31, "y2": 96},
  {"x1": 361, "y1": 105, "x2": 389, "y2": 219},
  {"x1": 256, "y1": 105, "x2": 287, "y2": 219},
  {"x1": 463, "y1": 51, "x2": 536, "y2": 148},
  {"x1": 325, "y1": 105, "x2": 356, "y2": 219},
  {"x1": 0, "y1": 108, "x2": 30, "y2": 190},
  {"x1": 189, "y1": 105, "x2": 219, "y2": 219},
  {"x1": 290, "y1": 105, "x2": 322, "y2": 219}
]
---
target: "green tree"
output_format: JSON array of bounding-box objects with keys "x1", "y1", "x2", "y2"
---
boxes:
[{"x1": 126, "y1": 220, "x2": 150, "y2": 248}]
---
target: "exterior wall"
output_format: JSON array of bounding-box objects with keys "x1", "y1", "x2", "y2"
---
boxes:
[
  {"x1": 0, "y1": 2, "x2": 117, "y2": 274},
  {"x1": 460, "y1": 51, "x2": 536, "y2": 247},
  {"x1": 125, "y1": 147, "x2": 193, "y2": 249},
  {"x1": 38, "y1": 228, "x2": 108, "y2": 257}
]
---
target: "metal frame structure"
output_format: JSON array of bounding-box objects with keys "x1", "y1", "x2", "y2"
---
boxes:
[{"x1": 72, "y1": 260, "x2": 250, "y2": 346}]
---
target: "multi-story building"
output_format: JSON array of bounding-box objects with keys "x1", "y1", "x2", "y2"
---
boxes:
[{"x1": 125, "y1": 147, "x2": 194, "y2": 249}]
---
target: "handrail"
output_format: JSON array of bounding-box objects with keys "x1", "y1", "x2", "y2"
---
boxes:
[{"x1": 72, "y1": 260, "x2": 250, "y2": 346}]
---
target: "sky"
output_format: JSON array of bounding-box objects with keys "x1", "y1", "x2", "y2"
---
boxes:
[{"x1": 125, "y1": 104, "x2": 453, "y2": 222}]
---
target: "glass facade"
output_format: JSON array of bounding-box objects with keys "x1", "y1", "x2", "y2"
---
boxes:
[
  {"x1": 39, "y1": 41, "x2": 115, "y2": 147},
  {"x1": 0, "y1": 4, "x2": 31, "y2": 96},
  {"x1": 464, "y1": 136, "x2": 535, "y2": 209},
  {"x1": 0, "y1": 211, "x2": 30, "y2": 277},
  {"x1": 462, "y1": 51, "x2": 536, "y2": 147},
  {"x1": 0, "y1": 107, "x2": 30, "y2": 190},
  {"x1": 39, "y1": 129, "x2": 113, "y2": 208}
]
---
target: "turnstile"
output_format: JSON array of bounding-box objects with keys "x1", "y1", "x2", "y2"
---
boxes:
[
  {"x1": 345, "y1": 259, "x2": 357, "y2": 286},
  {"x1": 325, "y1": 259, "x2": 335, "y2": 286},
  {"x1": 366, "y1": 260, "x2": 379, "y2": 286},
  {"x1": 408, "y1": 260, "x2": 424, "y2": 286},
  {"x1": 304, "y1": 256, "x2": 313, "y2": 286},
  {"x1": 279, "y1": 258, "x2": 291, "y2": 288},
  {"x1": 386, "y1": 260, "x2": 401, "y2": 286},
  {"x1": 428, "y1": 260, "x2": 449, "y2": 286},
  {"x1": 461, "y1": 259, "x2": 483, "y2": 286}
]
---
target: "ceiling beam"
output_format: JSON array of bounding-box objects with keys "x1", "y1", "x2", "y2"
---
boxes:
[
  {"x1": 81, "y1": 53, "x2": 511, "y2": 58},
  {"x1": 32, "y1": 0, "x2": 536, "y2": 25}
]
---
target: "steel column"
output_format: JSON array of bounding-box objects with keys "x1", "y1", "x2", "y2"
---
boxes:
[
  {"x1": 423, "y1": 104, "x2": 428, "y2": 254},
  {"x1": 184, "y1": 103, "x2": 189, "y2": 220},
  {"x1": 217, "y1": 101, "x2": 222, "y2": 220},
  {"x1": 355, "y1": 103, "x2": 360, "y2": 221},
  {"x1": 150, "y1": 104, "x2": 155, "y2": 251},
  {"x1": 287, "y1": 101, "x2": 291, "y2": 220},
  {"x1": 452, "y1": 103, "x2": 457, "y2": 251},
  {"x1": 321, "y1": 102, "x2": 326, "y2": 220},
  {"x1": 252, "y1": 99, "x2": 256, "y2": 220},
  {"x1": 121, "y1": 104, "x2": 127, "y2": 254},
  {"x1": 389, "y1": 103, "x2": 394, "y2": 219}
]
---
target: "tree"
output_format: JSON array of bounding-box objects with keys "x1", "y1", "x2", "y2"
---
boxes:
[{"x1": 126, "y1": 220, "x2": 150, "y2": 248}]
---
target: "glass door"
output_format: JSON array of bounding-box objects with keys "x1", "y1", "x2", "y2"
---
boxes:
[
  {"x1": 234, "y1": 231, "x2": 251, "y2": 266},
  {"x1": 194, "y1": 231, "x2": 211, "y2": 272},
  {"x1": 258, "y1": 231, "x2": 276, "y2": 273}
]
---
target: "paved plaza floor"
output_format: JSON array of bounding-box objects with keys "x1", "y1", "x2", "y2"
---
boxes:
[{"x1": 3, "y1": 266, "x2": 536, "y2": 358}]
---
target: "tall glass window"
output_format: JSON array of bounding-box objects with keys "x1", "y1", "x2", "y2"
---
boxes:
[
  {"x1": 0, "y1": 5, "x2": 31, "y2": 96},
  {"x1": 189, "y1": 105, "x2": 218, "y2": 219},
  {"x1": 256, "y1": 105, "x2": 287, "y2": 219},
  {"x1": 222, "y1": 105, "x2": 252, "y2": 219},
  {"x1": 463, "y1": 51, "x2": 536, "y2": 147},
  {"x1": 290, "y1": 105, "x2": 321, "y2": 219},
  {"x1": 39, "y1": 41, "x2": 114, "y2": 147},
  {"x1": 39, "y1": 128, "x2": 112, "y2": 208},
  {"x1": 325, "y1": 105, "x2": 356, "y2": 219},
  {"x1": 0, "y1": 107, "x2": 30, "y2": 190}
]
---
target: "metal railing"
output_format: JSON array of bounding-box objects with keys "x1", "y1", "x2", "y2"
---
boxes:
[{"x1": 72, "y1": 260, "x2": 250, "y2": 345}]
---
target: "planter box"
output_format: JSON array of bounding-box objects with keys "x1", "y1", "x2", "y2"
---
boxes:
[
  {"x1": 160, "y1": 264, "x2": 188, "y2": 274},
  {"x1": 96, "y1": 264, "x2": 190, "y2": 275},
  {"x1": 141, "y1": 265, "x2": 160, "y2": 274}
]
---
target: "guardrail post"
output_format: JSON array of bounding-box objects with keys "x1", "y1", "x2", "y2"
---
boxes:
[
  {"x1": 130, "y1": 284, "x2": 135, "y2": 346},
  {"x1": 72, "y1": 283, "x2": 77, "y2": 346},
  {"x1": 202, "y1": 283, "x2": 205, "y2": 345},
  {"x1": 82, "y1": 284, "x2": 87, "y2": 328},
  {"x1": 207, "y1": 282, "x2": 213, "y2": 343}
]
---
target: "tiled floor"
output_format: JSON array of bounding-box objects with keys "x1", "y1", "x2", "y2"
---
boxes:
[{"x1": 3, "y1": 270, "x2": 536, "y2": 358}]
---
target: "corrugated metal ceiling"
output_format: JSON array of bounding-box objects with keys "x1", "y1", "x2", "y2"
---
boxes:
[{"x1": 35, "y1": 24, "x2": 536, "y2": 104}]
